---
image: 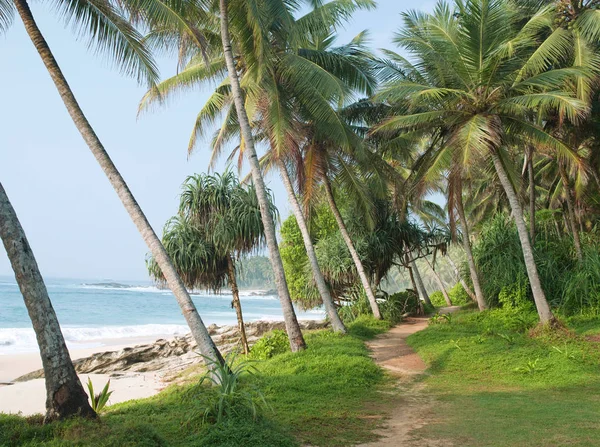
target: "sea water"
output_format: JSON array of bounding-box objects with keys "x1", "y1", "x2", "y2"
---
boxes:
[{"x1": 0, "y1": 276, "x2": 324, "y2": 354}]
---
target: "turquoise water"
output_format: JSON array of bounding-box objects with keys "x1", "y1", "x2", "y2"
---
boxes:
[{"x1": 0, "y1": 276, "x2": 323, "y2": 354}]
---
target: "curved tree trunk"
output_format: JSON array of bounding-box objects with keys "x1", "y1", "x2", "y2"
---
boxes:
[
  {"x1": 323, "y1": 178, "x2": 382, "y2": 319},
  {"x1": 411, "y1": 260, "x2": 432, "y2": 306},
  {"x1": 559, "y1": 164, "x2": 583, "y2": 262},
  {"x1": 219, "y1": 0, "x2": 305, "y2": 351},
  {"x1": 456, "y1": 190, "x2": 487, "y2": 311},
  {"x1": 425, "y1": 257, "x2": 452, "y2": 306},
  {"x1": 278, "y1": 160, "x2": 346, "y2": 333},
  {"x1": 491, "y1": 150, "x2": 555, "y2": 324},
  {"x1": 0, "y1": 182, "x2": 95, "y2": 421},
  {"x1": 446, "y1": 255, "x2": 477, "y2": 302},
  {"x1": 227, "y1": 255, "x2": 249, "y2": 355},
  {"x1": 528, "y1": 147, "x2": 536, "y2": 242},
  {"x1": 13, "y1": 0, "x2": 224, "y2": 367}
]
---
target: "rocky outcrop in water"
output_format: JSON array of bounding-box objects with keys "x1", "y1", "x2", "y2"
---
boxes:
[{"x1": 16, "y1": 320, "x2": 328, "y2": 382}]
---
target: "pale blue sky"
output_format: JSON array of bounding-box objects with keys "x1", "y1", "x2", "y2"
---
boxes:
[{"x1": 0, "y1": 0, "x2": 435, "y2": 281}]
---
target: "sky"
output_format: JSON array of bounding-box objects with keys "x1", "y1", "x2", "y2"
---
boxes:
[{"x1": 0, "y1": 0, "x2": 436, "y2": 281}]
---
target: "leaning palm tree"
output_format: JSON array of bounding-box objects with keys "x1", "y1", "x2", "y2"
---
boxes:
[
  {"x1": 215, "y1": 0, "x2": 307, "y2": 350},
  {"x1": 0, "y1": 183, "x2": 95, "y2": 420},
  {"x1": 7, "y1": 0, "x2": 224, "y2": 367},
  {"x1": 376, "y1": 0, "x2": 592, "y2": 324},
  {"x1": 139, "y1": 2, "x2": 376, "y2": 331}
]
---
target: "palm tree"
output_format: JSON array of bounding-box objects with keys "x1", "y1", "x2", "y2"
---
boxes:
[
  {"x1": 139, "y1": 1, "x2": 377, "y2": 329},
  {"x1": 218, "y1": 0, "x2": 306, "y2": 350},
  {"x1": 9, "y1": 0, "x2": 224, "y2": 366},
  {"x1": 181, "y1": 172, "x2": 277, "y2": 353},
  {"x1": 376, "y1": 0, "x2": 591, "y2": 324},
  {"x1": 0, "y1": 182, "x2": 95, "y2": 420}
]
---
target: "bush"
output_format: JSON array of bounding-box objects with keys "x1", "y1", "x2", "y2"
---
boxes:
[
  {"x1": 430, "y1": 291, "x2": 446, "y2": 307},
  {"x1": 249, "y1": 330, "x2": 290, "y2": 360},
  {"x1": 197, "y1": 417, "x2": 298, "y2": 447},
  {"x1": 381, "y1": 290, "x2": 420, "y2": 322},
  {"x1": 448, "y1": 283, "x2": 472, "y2": 306}
]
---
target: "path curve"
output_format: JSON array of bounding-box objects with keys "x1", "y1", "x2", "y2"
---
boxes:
[{"x1": 357, "y1": 307, "x2": 460, "y2": 447}]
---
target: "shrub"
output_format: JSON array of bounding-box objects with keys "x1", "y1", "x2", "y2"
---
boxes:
[
  {"x1": 193, "y1": 354, "x2": 269, "y2": 424},
  {"x1": 429, "y1": 291, "x2": 446, "y2": 307},
  {"x1": 249, "y1": 330, "x2": 290, "y2": 360},
  {"x1": 380, "y1": 290, "x2": 420, "y2": 322},
  {"x1": 447, "y1": 283, "x2": 471, "y2": 306},
  {"x1": 498, "y1": 274, "x2": 532, "y2": 311}
]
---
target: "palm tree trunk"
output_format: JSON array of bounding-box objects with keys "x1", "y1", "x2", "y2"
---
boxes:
[
  {"x1": 446, "y1": 255, "x2": 477, "y2": 302},
  {"x1": 226, "y1": 255, "x2": 249, "y2": 355},
  {"x1": 323, "y1": 178, "x2": 382, "y2": 319},
  {"x1": 13, "y1": 0, "x2": 224, "y2": 367},
  {"x1": 559, "y1": 165, "x2": 583, "y2": 262},
  {"x1": 491, "y1": 150, "x2": 555, "y2": 324},
  {"x1": 218, "y1": 0, "x2": 305, "y2": 351},
  {"x1": 425, "y1": 257, "x2": 452, "y2": 306},
  {"x1": 278, "y1": 160, "x2": 346, "y2": 333},
  {"x1": 456, "y1": 190, "x2": 487, "y2": 310},
  {"x1": 405, "y1": 257, "x2": 424, "y2": 314},
  {"x1": 411, "y1": 261, "x2": 432, "y2": 306},
  {"x1": 0, "y1": 182, "x2": 95, "y2": 421},
  {"x1": 528, "y1": 147, "x2": 536, "y2": 242}
]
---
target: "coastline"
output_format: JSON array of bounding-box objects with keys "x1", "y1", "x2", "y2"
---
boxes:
[{"x1": 0, "y1": 319, "x2": 328, "y2": 416}]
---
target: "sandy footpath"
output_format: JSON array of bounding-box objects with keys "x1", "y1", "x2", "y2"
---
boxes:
[{"x1": 0, "y1": 336, "x2": 171, "y2": 416}]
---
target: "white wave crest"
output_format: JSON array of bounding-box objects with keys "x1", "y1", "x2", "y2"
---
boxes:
[{"x1": 0, "y1": 324, "x2": 189, "y2": 355}]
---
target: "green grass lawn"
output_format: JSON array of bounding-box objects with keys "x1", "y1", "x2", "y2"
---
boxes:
[
  {"x1": 407, "y1": 309, "x2": 600, "y2": 447},
  {"x1": 0, "y1": 316, "x2": 392, "y2": 447}
]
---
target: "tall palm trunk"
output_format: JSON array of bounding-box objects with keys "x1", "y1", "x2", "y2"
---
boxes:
[
  {"x1": 278, "y1": 160, "x2": 346, "y2": 333},
  {"x1": 446, "y1": 255, "x2": 477, "y2": 302},
  {"x1": 491, "y1": 150, "x2": 555, "y2": 324},
  {"x1": 226, "y1": 255, "x2": 249, "y2": 355},
  {"x1": 323, "y1": 178, "x2": 382, "y2": 319},
  {"x1": 559, "y1": 164, "x2": 583, "y2": 262},
  {"x1": 13, "y1": 0, "x2": 223, "y2": 366},
  {"x1": 425, "y1": 257, "x2": 452, "y2": 306},
  {"x1": 0, "y1": 182, "x2": 95, "y2": 421},
  {"x1": 411, "y1": 260, "x2": 432, "y2": 306},
  {"x1": 405, "y1": 256, "x2": 424, "y2": 314},
  {"x1": 219, "y1": 0, "x2": 305, "y2": 351},
  {"x1": 456, "y1": 189, "x2": 487, "y2": 310},
  {"x1": 527, "y1": 147, "x2": 536, "y2": 242}
]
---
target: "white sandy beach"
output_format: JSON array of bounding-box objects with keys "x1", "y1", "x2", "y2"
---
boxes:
[{"x1": 0, "y1": 336, "x2": 172, "y2": 416}]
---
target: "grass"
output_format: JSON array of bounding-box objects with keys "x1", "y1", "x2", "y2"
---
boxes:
[
  {"x1": 0, "y1": 316, "x2": 392, "y2": 447},
  {"x1": 406, "y1": 308, "x2": 600, "y2": 447}
]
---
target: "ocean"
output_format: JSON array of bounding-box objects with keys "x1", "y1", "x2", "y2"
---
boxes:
[{"x1": 0, "y1": 276, "x2": 324, "y2": 355}]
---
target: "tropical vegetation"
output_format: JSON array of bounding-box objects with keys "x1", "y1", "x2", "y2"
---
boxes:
[{"x1": 3, "y1": 0, "x2": 600, "y2": 444}]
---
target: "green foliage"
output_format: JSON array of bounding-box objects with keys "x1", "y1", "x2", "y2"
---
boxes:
[
  {"x1": 249, "y1": 330, "x2": 290, "y2": 360},
  {"x1": 473, "y1": 214, "x2": 600, "y2": 314},
  {"x1": 429, "y1": 291, "x2": 446, "y2": 307},
  {"x1": 197, "y1": 417, "x2": 298, "y2": 447},
  {"x1": 447, "y1": 283, "x2": 471, "y2": 306},
  {"x1": 381, "y1": 290, "x2": 420, "y2": 322},
  {"x1": 194, "y1": 354, "x2": 268, "y2": 424},
  {"x1": 87, "y1": 378, "x2": 113, "y2": 413}
]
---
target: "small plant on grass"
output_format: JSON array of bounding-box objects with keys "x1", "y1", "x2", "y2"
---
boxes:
[
  {"x1": 429, "y1": 313, "x2": 443, "y2": 324},
  {"x1": 514, "y1": 358, "x2": 546, "y2": 375},
  {"x1": 449, "y1": 339, "x2": 463, "y2": 350},
  {"x1": 198, "y1": 353, "x2": 269, "y2": 424},
  {"x1": 552, "y1": 343, "x2": 577, "y2": 360},
  {"x1": 249, "y1": 330, "x2": 290, "y2": 360},
  {"x1": 86, "y1": 378, "x2": 113, "y2": 413},
  {"x1": 497, "y1": 333, "x2": 516, "y2": 345},
  {"x1": 473, "y1": 335, "x2": 487, "y2": 344}
]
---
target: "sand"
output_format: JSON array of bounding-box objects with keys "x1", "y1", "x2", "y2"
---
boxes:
[{"x1": 0, "y1": 336, "x2": 171, "y2": 416}]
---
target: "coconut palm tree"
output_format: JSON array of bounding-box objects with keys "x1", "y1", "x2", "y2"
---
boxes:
[
  {"x1": 139, "y1": 1, "x2": 377, "y2": 328},
  {"x1": 7, "y1": 0, "x2": 224, "y2": 367},
  {"x1": 0, "y1": 183, "x2": 96, "y2": 420},
  {"x1": 376, "y1": 0, "x2": 592, "y2": 324}
]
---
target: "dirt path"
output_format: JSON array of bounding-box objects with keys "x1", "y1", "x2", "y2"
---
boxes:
[{"x1": 357, "y1": 307, "x2": 460, "y2": 447}]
